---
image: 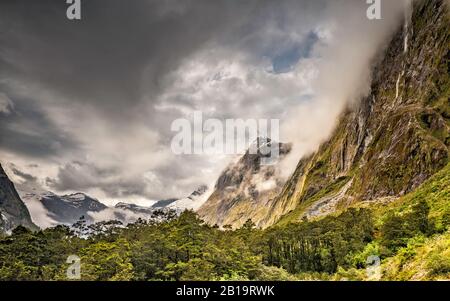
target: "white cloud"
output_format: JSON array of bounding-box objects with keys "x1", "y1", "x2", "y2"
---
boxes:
[
  {"x1": 21, "y1": 194, "x2": 58, "y2": 229},
  {"x1": 0, "y1": 93, "x2": 14, "y2": 114}
]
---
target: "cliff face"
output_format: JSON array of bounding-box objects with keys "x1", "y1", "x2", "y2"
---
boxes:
[
  {"x1": 269, "y1": 0, "x2": 449, "y2": 226},
  {"x1": 199, "y1": 0, "x2": 449, "y2": 228},
  {"x1": 198, "y1": 141, "x2": 292, "y2": 228},
  {"x1": 0, "y1": 164, "x2": 37, "y2": 232}
]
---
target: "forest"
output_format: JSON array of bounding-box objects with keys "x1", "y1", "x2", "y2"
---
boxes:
[
  {"x1": 0, "y1": 197, "x2": 447, "y2": 281},
  {"x1": 1, "y1": 162, "x2": 450, "y2": 281}
]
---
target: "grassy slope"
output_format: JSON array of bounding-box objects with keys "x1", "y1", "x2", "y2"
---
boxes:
[
  {"x1": 381, "y1": 232, "x2": 450, "y2": 280},
  {"x1": 286, "y1": 163, "x2": 450, "y2": 280},
  {"x1": 376, "y1": 163, "x2": 450, "y2": 280},
  {"x1": 340, "y1": 163, "x2": 450, "y2": 280},
  {"x1": 376, "y1": 162, "x2": 450, "y2": 230}
]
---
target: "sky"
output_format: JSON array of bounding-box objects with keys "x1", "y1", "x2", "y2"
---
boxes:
[{"x1": 0, "y1": 0, "x2": 407, "y2": 205}]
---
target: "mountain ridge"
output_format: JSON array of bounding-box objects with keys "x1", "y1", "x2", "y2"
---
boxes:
[{"x1": 198, "y1": 140, "x2": 292, "y2": 228}]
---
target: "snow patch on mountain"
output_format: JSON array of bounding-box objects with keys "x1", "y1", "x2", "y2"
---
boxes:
[{"x1": 167, "y1": 185, "x2": 211, "y2": 211}]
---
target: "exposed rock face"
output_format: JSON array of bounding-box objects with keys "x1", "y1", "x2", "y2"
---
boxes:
[
  {"x1": 269, "y1": 0, "x2": 450, "y2": 226},
  {"x1": 0, "y1": 164, "x2": 37, "y2": 232},
  {"x1": 198, "y1": 140, "x2": 292, "y2": 228}
]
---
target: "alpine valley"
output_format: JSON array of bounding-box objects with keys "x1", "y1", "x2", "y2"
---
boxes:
[{"x1": 0, "y1": 0, "x2": 448, "y2": 281}]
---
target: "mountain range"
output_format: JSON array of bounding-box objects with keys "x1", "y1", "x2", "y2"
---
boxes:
[
  {"x1": 0, "y1": 177, "x2": 210, "y2": 230},
  {"x1": 112, "y1": 185, "x2": 208, "y2": 218}
]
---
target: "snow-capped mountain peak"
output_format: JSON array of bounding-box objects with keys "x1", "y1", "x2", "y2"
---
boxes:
[{"x1": 167, "y1": 185, "x2": 210, "y2": 211}]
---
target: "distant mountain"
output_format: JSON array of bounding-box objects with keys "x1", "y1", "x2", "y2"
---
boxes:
[
  {"x1": 20, "y1": 191, "x2": 107, "y2": 226},
  {"x1": 17, "y1": 184, "x2": 210, "y2": 228},
  {"x1": 118, "y1": 185, "x2": 210, "y2": 213},
  {"x1": 112, "y1": 202, "x2": 178, "y2": 223},
  {"x1": 151, "y1": 198, "x2": 178, "y2": 208},
  {"x1": 0, "y1": 164, "x2": 37, "y2": 233},
  {"x1": 166, "y1": 185, "x2": 209, "y2": 211},
  {"x1": 198, "y1": 139, "x2": 292, "y2": 228},
  {"x1": 115, "y1": 202, "x2": 157, "y2": 215}
]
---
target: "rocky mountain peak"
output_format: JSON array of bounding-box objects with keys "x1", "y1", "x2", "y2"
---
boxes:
[
  {"x1": 0, "y1": 164, "x2": 37, "y2": 233},
  {"x1": 215, "y1": 140, "x2": 292, "y2": 192},
  {"x1": 198, "y1": 140, "x2": 293, "y2": 228},
  {"x1": 189, "y1": 185, "x2": 208, "y2": 198}
]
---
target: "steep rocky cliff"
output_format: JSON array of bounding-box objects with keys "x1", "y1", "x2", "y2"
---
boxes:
[
  {"x1": 199, "y1": 0, "x2": 449, "y2": 228},
  {"x1": 198, "y1": 140, "x2": 292, "y2": 228},
  {"x1": 0, "y1": 164, "x2": 37, "y2": 232},
  {"x1": 267, "y1": 0, "x2": 449, "y2": 227}
]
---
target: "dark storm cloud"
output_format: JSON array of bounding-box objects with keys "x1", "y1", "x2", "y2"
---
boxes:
[
  {"x1": 0, "y1": 90, "x2": 79, "y2": 158},
  {"x1": 0, "y1": 0, "x2": 262, "y2": 114},
  {"x1": 46, "y1": 161, "x2": 145, "y2": 196}
]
